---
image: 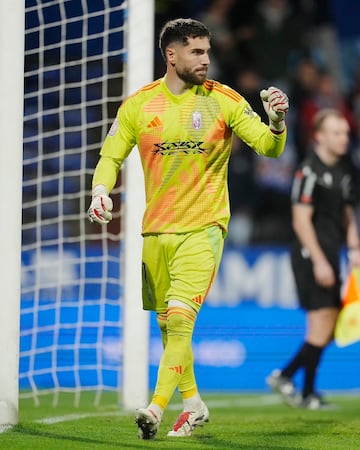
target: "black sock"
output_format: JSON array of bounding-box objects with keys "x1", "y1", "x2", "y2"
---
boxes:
[
  {"x1": 281, "y1": 342, "x2": 308, "y2": 379},
  {"x1": 302, "y1": 342, "x2": 324, "y2": 398}
]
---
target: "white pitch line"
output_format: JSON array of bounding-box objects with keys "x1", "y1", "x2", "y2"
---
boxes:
[
  {"x1": 35, "y1": 395, "x2": 282, "y2": 425},
  {"x1": 0, "y1": 425, "x2": 14, "y2": 434},
  {"x1": 36, "y1": 410, "x2": 129, "y2": 425}
]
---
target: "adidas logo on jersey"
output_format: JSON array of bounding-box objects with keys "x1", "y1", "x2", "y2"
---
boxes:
[
  {"x1": 147, "y1": 116, "x2": 162, "y2": 128},
  {"x1": 192, "y1": 294, "x2": 203, "y2": 305}
]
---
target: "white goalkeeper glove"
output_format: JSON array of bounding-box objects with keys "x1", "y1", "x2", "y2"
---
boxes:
[
  {"x1": 260, "y1": 86, "x2": 289, "y2": 132},
  {"x1": 87, "y1": 185, "x2": 113, "y2": 224}
]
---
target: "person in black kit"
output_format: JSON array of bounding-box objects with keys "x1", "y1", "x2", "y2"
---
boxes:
[{"x1": 266, "y1": 108, "x2": 360, "y2": 409}]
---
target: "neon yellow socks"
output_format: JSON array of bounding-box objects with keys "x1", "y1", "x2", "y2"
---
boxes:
[{"x1": 151, "y1": 306, "x2": 196, "y2": 410}]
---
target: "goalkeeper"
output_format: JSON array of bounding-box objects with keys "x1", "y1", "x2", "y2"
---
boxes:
[{"x1": 88, "y1": 18, "x2": 289, "y2": 439}]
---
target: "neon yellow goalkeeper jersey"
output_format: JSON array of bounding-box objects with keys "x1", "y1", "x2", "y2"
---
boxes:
[{"x1": 93, "y1": 76, "x2": 286, "y2": 234}]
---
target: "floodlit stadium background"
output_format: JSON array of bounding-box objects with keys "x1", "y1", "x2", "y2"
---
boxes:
[{"x1": 22, "y1": 0, "x2": 360, "y2": 394}]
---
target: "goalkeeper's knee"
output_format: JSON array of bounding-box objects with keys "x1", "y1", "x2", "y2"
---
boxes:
[
  {"x1": 157, "y1": 313, "x2": 167, "y2": 348},
  {"x1": 166, "y1": 304, "x2": 197, "y2": 338}
]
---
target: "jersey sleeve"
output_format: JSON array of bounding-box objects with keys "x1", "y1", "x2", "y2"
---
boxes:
[
  {"x1": 291, "y1": 166, "x2": 316, "y2": 205},
  {"x1": 226, "y1": 95, "x2": 287, "y2": 158},
  {"x1": 100, "y1": 96, "x2": 137, "y2": 160},
  {"x1": 92, "y1": 96, "x2": 138, "y2": 192}
]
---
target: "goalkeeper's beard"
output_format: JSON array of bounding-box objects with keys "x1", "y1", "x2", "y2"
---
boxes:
[{"x1": 176, "y1": 67, "x2": 207, "y2": 85}]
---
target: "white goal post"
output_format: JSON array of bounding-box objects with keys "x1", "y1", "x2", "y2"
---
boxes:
[
  {"x1": 122, "y1": 0, "x2": 153, "y2": 411},
  {"x1": 0, "y1": 0, "x2": 153, "y2": 425},
  {"x1": 0, "y1": 0, "x2": 24, "y2": 426}
]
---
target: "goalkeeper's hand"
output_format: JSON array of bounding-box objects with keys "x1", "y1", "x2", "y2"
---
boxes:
[
  {"x1": 260, "y1": 86, "x2": 289, "y2": 132},
  {"x1": 87, "y1": 185, "x2": 113, "y2": 224}
]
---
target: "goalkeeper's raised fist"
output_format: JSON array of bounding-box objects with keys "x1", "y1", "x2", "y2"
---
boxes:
[
  {"x1": 87, "y1": 185, "x2": 113, "y2": 224},
  {"x1": 260, "y1": 86, "x2": 289, "y2": 132}
]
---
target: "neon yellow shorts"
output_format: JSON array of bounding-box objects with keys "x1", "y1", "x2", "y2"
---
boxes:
[{"x1": 142, "y1": 225, "x2": 224, "y2": 313}]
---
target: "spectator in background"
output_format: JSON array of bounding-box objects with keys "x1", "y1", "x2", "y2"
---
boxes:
[
  {"x1": 227, "y1": 67, "x2": 265, "y2": 246},
  {"x1": 348, "y1": 69, "x2": 360, "y2": 226},
  {"x1": 250, "y1": 131, "x2": 296, "y2": 245},
  {"x1": 154, "y1": 0, "x2": 187, "y2": 79},
  {"x1": 153, "y1": 0, "x2": 360, "y2": 246},
  {"x1": 197, "y1": 0, "x2": 238, "y2": 84},
  {"x1": 290, "y1": 58, "x2": 321, "y2": 162},
  {"x1": 297, "y1": 71, "x2": 356, "y2": 152},
  {"x1": 330, "y1": 0, "x2": 360, "y2": 96},
  {"x1": 227, "y1": 0, "x2": 259, "y2": 72},
  {"x1": 349, "y1": 67, "x2": 360, "y2": 164},
  {"x1": 247, "y1": 0, "x2": 306, "y2": 90},
  {"x1": 229, "y1": 65, "x2": 296, "y2": 245},
  {"x1": 266, "y1": 109, "x2": 360, "y2": 409},
  {"x1": 299, "y1": 0, "x2": 343, "y2": 93}
]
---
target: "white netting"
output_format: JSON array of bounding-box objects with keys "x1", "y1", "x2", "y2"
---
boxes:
[{"x1": 21, "y1": 0, "x2": 127, "y2": 406}]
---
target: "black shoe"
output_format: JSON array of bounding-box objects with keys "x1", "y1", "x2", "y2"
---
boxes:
[
  {"x1": 298, "y1": 393, "x2": 337, "y2": 410},
  {"x1": 266, "y1": 369, "x2": 297, "y2": 406},
  {"x1": 135, "y1": 408, "x2": 160, "y2": 439}
]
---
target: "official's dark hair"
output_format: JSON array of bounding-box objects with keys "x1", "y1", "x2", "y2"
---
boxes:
[{"x1": 159, "y1": 18, "x2": 210, "y2": 61}]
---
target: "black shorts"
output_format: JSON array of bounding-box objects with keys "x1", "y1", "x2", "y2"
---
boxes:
[{"x1": 290, "y1": 247, "x2": 341, "y2": 311}]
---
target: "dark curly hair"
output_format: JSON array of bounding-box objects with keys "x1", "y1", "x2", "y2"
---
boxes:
[{"x1": 159, "y1": 18, "x2": 210, "y2": 61}]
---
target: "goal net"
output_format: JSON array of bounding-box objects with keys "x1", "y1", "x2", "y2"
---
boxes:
[{"x1": 21, "y1": 0, "x2": 151, "y2": 408}]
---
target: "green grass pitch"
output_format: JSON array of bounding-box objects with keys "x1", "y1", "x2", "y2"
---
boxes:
[{"x1": 1, "y1": 392, "x2": 360, "y2": 449}]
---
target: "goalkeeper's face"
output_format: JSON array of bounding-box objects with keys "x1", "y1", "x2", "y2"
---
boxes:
[{"x1": 169, "y1": 36, "x2": 210, "y2": 85}]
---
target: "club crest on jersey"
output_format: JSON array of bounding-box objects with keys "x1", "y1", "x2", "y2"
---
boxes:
[
  {"x1": 192, "y1": 111, "x2": 202, "y2": 129},
  {"x1": 323, "y1": 172, "x2": 333, "y2": 186}
]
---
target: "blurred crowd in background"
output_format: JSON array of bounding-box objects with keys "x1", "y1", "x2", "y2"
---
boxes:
[{"x1": 154, "y1": 0, "x2": 360, "y2": 246}]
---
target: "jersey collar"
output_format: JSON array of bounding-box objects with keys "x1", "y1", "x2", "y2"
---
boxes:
[{"x1": 161, "y1": 76, "x2": 198, "y2": 103}]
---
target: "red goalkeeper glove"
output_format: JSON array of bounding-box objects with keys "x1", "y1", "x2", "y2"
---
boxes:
[
  {"x1": 260, "y1": 86, "x2": 289, "y2": 132},
  {"x1": 87, "y1": 185, "x2": 113, "y2": 224}
]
